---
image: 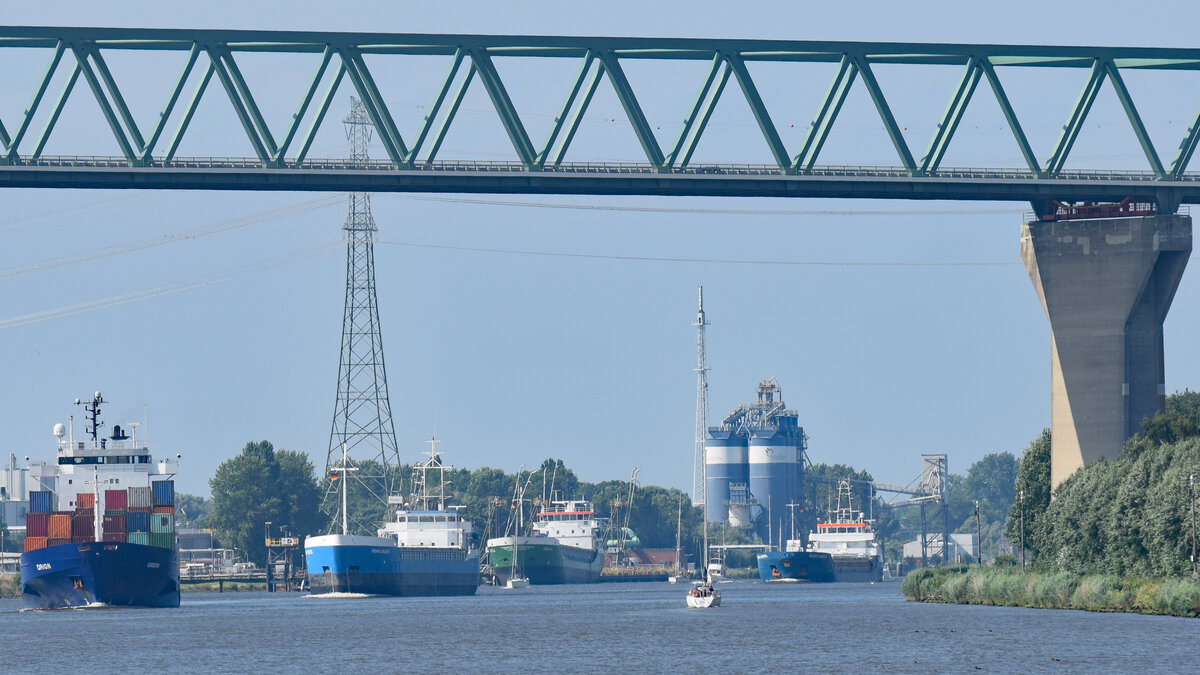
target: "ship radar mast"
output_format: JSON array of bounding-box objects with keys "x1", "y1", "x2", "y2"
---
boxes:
[
  {"x1": 413, "y1": 436, "x2": 453, "y2": 511},
  {"x1": 77, "y1": 391, "x2": 104, "y2": 445},
  {"x1": 331, "y1": 444, "x2": 358, "y2": 536}
]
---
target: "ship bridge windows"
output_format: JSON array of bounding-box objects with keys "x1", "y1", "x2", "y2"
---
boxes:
[{"x1": 58, "y1": 455, "x2": 151, "y2": 466}]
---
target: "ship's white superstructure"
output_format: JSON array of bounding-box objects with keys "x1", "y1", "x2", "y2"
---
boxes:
[
  {"x1": 54, "y1": 393, "x2": 177, "y2": 513},
  {"x1": 530, "y1": 499, "x2": 604, "y2": 550}
]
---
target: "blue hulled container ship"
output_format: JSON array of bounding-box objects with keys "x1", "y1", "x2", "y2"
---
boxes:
[
  {"x1": 305, "y1": 445, "x2": 479, "y2": 596},
  {"x1": 21, "y1": 392, "x2": 181, "y2": 609},
  {"x1": 756, "y1": 547, "x2": 835, "y2": 583},
  {"x1": 757, "y1": 479, "x2": 883, "y2": 583}
]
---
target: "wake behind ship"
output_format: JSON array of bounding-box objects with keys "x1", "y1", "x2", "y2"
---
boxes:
[
  {"x1": 305, "y1": 447, "x2": 479, "y2": 596},
  {"x1": 21, "y1": 392, "x2": 181, "y2": 609}
]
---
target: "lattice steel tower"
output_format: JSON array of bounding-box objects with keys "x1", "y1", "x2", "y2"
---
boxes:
[
  {"x1": 693, "y1": 286, "x2": 710, "y2": 506},
  {"x1": 323, "y1": 97, "x2": 401, "y2": 530}
]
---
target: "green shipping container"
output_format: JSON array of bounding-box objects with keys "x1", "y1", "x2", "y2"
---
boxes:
[
  {"x1": 126, "y1": 532, "x2": 150, "y2": 546},
  {"x1": 151, "y1": 512, "x2": 174, "y2": 533},
  {"x1": 150, "y1": 532, "x2": 175, "y2": 549}
]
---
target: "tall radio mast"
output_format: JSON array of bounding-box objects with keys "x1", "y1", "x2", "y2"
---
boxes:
[{"x1": 693, "y1": 286, "x2": 710, "y2": 507}]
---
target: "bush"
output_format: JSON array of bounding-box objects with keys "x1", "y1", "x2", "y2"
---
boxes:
[
  {"x1": 0, "y1": 574, "x2": 19, "y2": 599},
  {"x1": 902, "y1": 568, "x2": 938, "y2": 601},
  {"x1": 1154, "y1": 578, "x2": 1200, "y2": 616},
  {"x1": 992, "y1": 554, "x2": 1018, "y2": 568}
]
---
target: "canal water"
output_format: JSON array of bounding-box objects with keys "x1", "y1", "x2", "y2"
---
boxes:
[{"x1": 0, "y1": 580, "x2": 1194, "y2": 672}]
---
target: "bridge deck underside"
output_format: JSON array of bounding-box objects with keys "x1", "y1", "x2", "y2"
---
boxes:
[{"x1": 3, "y1": 160, "x2": 1199, "y2": 204}]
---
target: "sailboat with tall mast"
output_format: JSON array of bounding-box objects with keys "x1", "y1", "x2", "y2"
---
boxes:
[
  {"x1": 668, "y1": 498, "x2": 687, "y2": 583},
  {"x1": 504, "y1": 467, "x2": 531, "y2": 589},
  {"x1": 686, "y1": 287, "x2": 720, "y2": 608}
]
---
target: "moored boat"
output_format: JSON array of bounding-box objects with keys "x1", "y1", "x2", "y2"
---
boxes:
[
  {"x1": 486, "y1": 498, "x2": 605, "y2": 585},
  {"x1": 305, "y1": 442, "x2": 479, "y2": 597},
  {"x1": 20, "y1": 392, "x2": 180, "y2": 609},
  {"x1": 806, "y1": 480, "x2": 884, "y2": 582}
]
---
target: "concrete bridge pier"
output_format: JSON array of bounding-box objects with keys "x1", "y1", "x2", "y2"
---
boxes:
[{"x1": 1021, "y1": 213, "x2": 1192, "y2": 489}]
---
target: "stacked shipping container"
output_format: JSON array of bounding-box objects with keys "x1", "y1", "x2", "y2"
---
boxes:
[{"x1": 21, "y1": 481, "x2": 176, "y2": 552}]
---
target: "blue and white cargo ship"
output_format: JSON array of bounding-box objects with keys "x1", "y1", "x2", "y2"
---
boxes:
[
  {"x1": 305, "y1": 444, "x2": 479, "y2": 596},
  {"x1": 20, "y1": 392, "x2": 181, "y2": 609},
  {"x1": 757, "y1": 479, "x2": 882, "y2": 583}
]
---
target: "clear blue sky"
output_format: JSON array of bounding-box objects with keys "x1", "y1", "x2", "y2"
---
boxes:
[{"x1": 2, "y1": 1, "x2": 1198, "y2": 497}]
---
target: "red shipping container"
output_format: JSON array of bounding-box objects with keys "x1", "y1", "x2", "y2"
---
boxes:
[
  {"x1": 76, "y1": 492, "x2": 95, "y2": 508},
  {"x1": 71, "y1": 534, "x2": 92, "y2": 544},
  {"x1": 48, "y1": 514, "x2": 71, "y2": 539},
  {"x1": 104, "y1": 489, "x2": 128, "y2": 511},
  {"x1": 102, "y1": 514, "x2": 126, "y2": 534},
  {"x1": 129, "y1": 506, "x2": 152, "y2": 513},
  {"x1": 24, "y1": 536, "x2": 48, "y2": 552},
  {"x1": 25, "y1": 512, "x2": 49, "y2": 538},
  {"x1": 102, "y1": 532, "x2": 125, "y2": 543},
  {"x1": 152, "y1": 505, "x2": 173, "y2": 514},
  {"x1": 47, "y1": 537, "x2": 70, "y2": 547}
]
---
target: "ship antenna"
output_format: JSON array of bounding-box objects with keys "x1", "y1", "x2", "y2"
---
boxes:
[{"x1": 78, "y1": 391, "x2": 105, "y2": 445}]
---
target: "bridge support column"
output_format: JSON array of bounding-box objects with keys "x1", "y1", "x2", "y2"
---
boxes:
[{"x1": 1021, "y1": 214, "x2": 1191, "y2": 489}]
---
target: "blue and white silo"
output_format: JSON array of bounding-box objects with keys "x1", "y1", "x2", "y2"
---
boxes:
[
  {"x1": 704, "y1": 429, "x2": 747, "y2": 523},
  {"x1": 748, "y1": 424, "x2": 799, "y2": 543}
]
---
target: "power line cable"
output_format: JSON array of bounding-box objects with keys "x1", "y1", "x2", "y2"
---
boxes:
[
  {"x1": 376, "y1": 240, "x2": 1020, "y2": 266},
  {"x1": 1, "y1": 241, "x2": 341, "y2": 329},
  {"x1": 0, "y1": 195, "x2": 341, "y2": 279}
]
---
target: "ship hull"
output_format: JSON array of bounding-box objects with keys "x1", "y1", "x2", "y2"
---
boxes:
[
  {"x1": 305, "y1": 540, "x2": 479, "y2": 597},
  {"x1": 21, "y1": 541, "x2": 180, "y2": 609},
  {"x1": 487, "y1": 539, "x2": 603, "y2": 585},
  {"x1": 756, "y1": 550, "x2": 836, "y2": 583},
  {"x1": 831, "y1": 555, "x2": 884, "y2": 582}
]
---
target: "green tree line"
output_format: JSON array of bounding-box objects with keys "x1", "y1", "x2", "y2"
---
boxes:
[
  {"x1": 199, "y1": 439, "x2": 1031, "y2": 568},
  {"x1": 1009, "y1": 391, "x2": 1200, "y2": 577}
]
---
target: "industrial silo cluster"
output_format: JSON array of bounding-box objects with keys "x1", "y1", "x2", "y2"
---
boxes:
[{"x1": 705, "y1": 379, "x2": 806, "y2": 543}]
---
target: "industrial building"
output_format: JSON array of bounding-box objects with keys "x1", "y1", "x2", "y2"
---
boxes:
[{"x1": 705, "y1": 379, "x2": 806, "y2": 543}]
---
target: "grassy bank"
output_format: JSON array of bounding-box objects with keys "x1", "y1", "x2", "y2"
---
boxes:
[
  {"x1": 1, "y1": 574, "x2": 18, "y2": 599},
  {"x1": 903, "y1": 566, "x2": 1200, "y2": 617}
]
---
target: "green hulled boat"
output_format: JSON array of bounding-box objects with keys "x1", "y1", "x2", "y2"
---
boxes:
[{"x1": 486, "y1": 499, "x2": 605, "y2": 585}]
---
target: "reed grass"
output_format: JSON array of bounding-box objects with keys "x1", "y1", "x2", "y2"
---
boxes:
[
  {"x1": 902, "y1": 566, "x2": 1200, "y2": 617},
  {"x1": 0, "y1": 574, "x2": 20, "y2": 599}
]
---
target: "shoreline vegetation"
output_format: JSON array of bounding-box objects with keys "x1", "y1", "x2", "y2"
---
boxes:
[
  {"x1": 1, "y1": 574, "x2": 17, "y2": 599},
  {"x1": 902, "y1": 566, "x2": 1200, "y2": 618}
]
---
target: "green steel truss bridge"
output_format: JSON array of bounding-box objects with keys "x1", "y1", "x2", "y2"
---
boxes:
[{"x1": 4, "y1": 26, "x2": 1200, "y2": 212}]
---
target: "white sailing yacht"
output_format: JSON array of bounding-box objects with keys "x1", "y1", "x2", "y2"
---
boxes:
[
  {"x1": 503, "y1": 469, "x2": 530, "y2": 590},
  {"x1": 686, "y1": 459, "x2": 720, "y2": 606},
  {"x1": 686, "y1": 286, "x2": 719, "y2": 608}
]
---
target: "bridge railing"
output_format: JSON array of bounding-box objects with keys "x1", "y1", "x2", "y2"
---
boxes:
[
  {"x1": 3, "y1": 27, "x2": 1200, "y2": 182},
  {"x1": 5, "y1": 154, "x2": 1193, "y2": 183}
]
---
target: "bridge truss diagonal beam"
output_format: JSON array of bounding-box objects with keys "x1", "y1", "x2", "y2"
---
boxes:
[{"x1": 2, "y1": 27, "x2": 1200, "y2": 205}]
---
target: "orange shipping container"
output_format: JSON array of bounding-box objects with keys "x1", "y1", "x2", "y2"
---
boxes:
[
  {"x1": 76, "y1": 492, "x2": 95, "y2": 508},
  {"x1": 24, "y1": 536, "x2": 49, "y2": 552},
  {"x1": 48, "y1": 514, "x2": 71, "y2": 539}
]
